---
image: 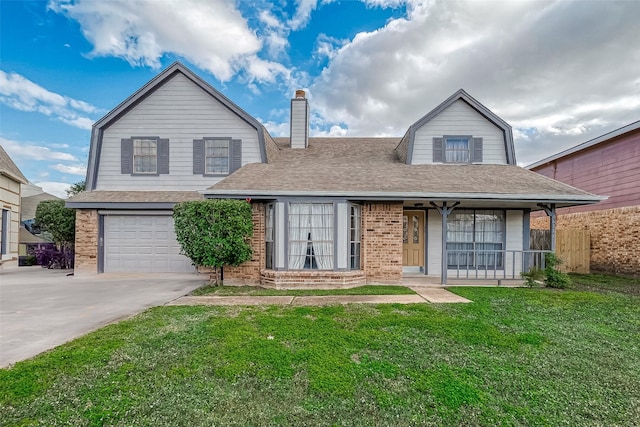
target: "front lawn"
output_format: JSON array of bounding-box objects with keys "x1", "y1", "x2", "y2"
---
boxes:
[{"x1": 1, "y1": 285, "x2": 639, "y2": 425}]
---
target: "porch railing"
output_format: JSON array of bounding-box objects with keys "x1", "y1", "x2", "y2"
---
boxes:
[{"x1": 446, "y1": 249, "x2": 551, "y2": 280}]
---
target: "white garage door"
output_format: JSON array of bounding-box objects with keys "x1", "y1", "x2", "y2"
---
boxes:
[{"x1": 104, "y1": 215, "x2": 195, "y2": 273}]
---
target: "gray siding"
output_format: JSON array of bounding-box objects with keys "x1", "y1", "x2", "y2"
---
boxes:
[
  {"x1": 95, "y1": 73, "x2": 261, "y2": 191},
  {"x1": 412, "y1": 100, "x2": 507, "y2": 165},
  {"x1": 290, "y1": 99, "x2": 308, "y2": 149}
]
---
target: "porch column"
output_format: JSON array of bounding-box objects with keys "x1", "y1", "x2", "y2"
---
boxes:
[
  {"x1": 430, "y1": 201, "x2": 459, "y2": 285},
  {"x1": 537, "y1": 203, "x2": 557, "y2": 252}
]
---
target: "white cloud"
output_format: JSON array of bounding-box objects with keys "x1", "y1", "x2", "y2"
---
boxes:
[
  {"x1": 34, "y1": 181, "x2": 74, "y2": 199},
  {"x1": 48, "y1": 0, "x2": 288, "y2": 83},
  {"x1": 0, "y1": 70, "x2": 98, "y2": 130},
  {"x1": 308, "y1": 0, "x2": 640, "y2": 164},
  {"x1": 51, "y1": 163, "x2": 87, "y2": 176},
  {"x1": 288, "y1": 0, "x2": 320, "y2": 30},
  {"x1": 1, "y1": 137, "x2": 77, "y2": 162}
]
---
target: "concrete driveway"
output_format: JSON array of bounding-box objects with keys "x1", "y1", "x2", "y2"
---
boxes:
[{"x1": 0, "y1": 266, "x2": 206, "y2": 368}]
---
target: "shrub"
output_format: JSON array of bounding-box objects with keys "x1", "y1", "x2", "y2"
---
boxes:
[
  {"x1": 521, "y1": 266, "x2": 545, "y2": 287},
  {"x1": 173, "y1": 199, "x2": 253, "y2": 283},
  {"x1": 543, "y1": 252, "x2": 571, "y2": 289}
]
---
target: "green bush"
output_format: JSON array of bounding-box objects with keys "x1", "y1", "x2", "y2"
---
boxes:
[
  {"x1": 521, "y1": 266, "x2": 544, "y2": 287},
  {"x1": 543, "y1": 252, "x2": 571, "y2": 289},
  {"x1": 173, "y1": 199, "x2": 253, "y2": 283}
]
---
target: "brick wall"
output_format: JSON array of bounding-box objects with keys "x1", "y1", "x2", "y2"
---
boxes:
[
  {"x1": 75, "y1": 209, "x2": 98, "y2": 274},
  {"x1": 530, "y1": 205, "x2": 640, "y2": 276},
  {"x1": 362, "y1": 202, "x2": 403, "y2": 284},
  {"x1": 223, "y1": 202, "x2": 265, "y2": 284},
  {"x1": 260, "y1": 270, "x2": 366, "y2": 289}
]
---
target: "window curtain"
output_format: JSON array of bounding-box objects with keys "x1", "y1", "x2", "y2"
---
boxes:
[
  {"x1": 310, "y1": 203, "x2": 334, "y2": 269},
  {"x1": 445, "y1": 138, "x2": 469, "y2": 163},
  {"x1": 446, "y1": 210, "x2": 503, "y2": 267},
  {"x1": 288, "y1": 203, "x2": 334, "y2": 270},
  {"x1": 288, "y1": 203, "x2": 309, "y2": 269}
]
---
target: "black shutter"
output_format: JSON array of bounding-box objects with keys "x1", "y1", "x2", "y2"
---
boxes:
[
  {"x1": 121, "y1": 139, "x2": 133, "y2": 174},
  {"x1": 472, "y1": 137, "x2": 483, "y2": 163},
  {"x1": 433, "y1": 137, "x2": 444, "y2": 163},
  {"x1": 230, "y1": 139, "x2": 242, "y2": 173},
  {"x1": 157, "y1": 138, "x2": 170, "y2": 174},
  {"x1": 193, "y1": 139, "x2": 204, "y2": 175}
]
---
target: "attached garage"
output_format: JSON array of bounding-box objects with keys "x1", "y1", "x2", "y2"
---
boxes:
[{"x1": 103, "y1": 214, "x2": 195, "y2": 273}]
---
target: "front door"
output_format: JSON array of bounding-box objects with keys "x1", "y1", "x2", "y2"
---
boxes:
[{"x1": 403, "y1": 210, "x2": 425, "y2": 272}]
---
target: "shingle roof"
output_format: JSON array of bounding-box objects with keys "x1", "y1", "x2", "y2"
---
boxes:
[
  {"x1": 0, "y1": 145, "x2": 28, "y2": 184},
  {"x1": 67, "y1": 191, "x2": 202, "y2": 204},
  {"x1": 206, "y1": 138, "x2": 601, "y2": 203},
  {"x1": 21, "y1": 192, "x2": 60, "y2": 221}
]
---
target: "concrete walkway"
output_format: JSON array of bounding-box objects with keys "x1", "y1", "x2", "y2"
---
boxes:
[{"x1": 167, "y1": 288, "x2": 470, "y2": 307}]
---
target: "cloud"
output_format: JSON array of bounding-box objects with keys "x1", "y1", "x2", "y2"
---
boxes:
[
  {"x1": 309, "y1": 0, "x2": 640, "y2": 164},
  {"x1": 0, "y1": 70, "x2": 98, "y2": 130},
  {"x1": 51, "y1": 163, "x2": 87, "y2": 175},
  {"x1": 1, "y1": 137, "x2": 77, "y2": 162},
  {"x1": 34, "y1": 181, "x2": 75, "y2": 199},
  {"x1": 48, "y1": 0, "x2": 288, "y2": 83}
]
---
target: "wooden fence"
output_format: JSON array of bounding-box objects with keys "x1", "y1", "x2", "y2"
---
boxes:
[{"x1": 530, "y1": 228, "x2": 590, "y2": 274}]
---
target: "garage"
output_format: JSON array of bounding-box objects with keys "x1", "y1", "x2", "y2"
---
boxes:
[{"x1": 103, "y1": 214, "x2": 195, "y2": 273}]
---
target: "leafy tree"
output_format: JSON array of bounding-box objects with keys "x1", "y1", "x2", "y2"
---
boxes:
[
  {"x1": 173, "y1": 199, "x2": 253, "y2": 283},
  {"x1": 34, "y1": 200, "x2": 76, "y2": 268},
  {"x1": 66, "y1": 180, "x2": 85, "y2": 197}
]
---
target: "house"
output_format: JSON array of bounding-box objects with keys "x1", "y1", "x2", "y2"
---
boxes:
[
  {"x1": 528, "y1": 120, "x2": 640, "y2": 275},
  {"x1": 19, "y1": 183, "x2": 58, "y2": 264},
  {"x1": 67, "y1": 62, "x2": 603, "y2": 285},
  {"x1": 0, "y1": 145, "x2": 28, "y2": 266}
]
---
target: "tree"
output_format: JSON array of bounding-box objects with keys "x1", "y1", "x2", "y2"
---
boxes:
[
  {"x1": 173, "y1": 199, "x2": 253, "y2": 283},
  {"x1": 66, "y1": 180, "x2": 85, "y2": 197},
  {"x1": 34, "y1": 200, "x2": 76, "y2": 268}
]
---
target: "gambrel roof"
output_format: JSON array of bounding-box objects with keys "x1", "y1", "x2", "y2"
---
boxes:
[
  {"x1": 84, "y1": 62, "x2": 277, "y2": 190},
  {"x1": 395, "y1": 89, "x2": 516, "y2": 165}
]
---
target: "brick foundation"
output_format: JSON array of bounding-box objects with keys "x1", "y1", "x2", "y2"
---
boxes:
[
  {"x1": 74, "y1": 209, "x2": 99, "y2": 275},
  {"x1": 531, "y1": 205, "x2": 640, "y2": 276},
  {"x1": 362, "y1": 202, "x2": 403, "y2": 284},
  {"x1": 260, "y1": 269, "x2": 366, "y2": 289}
]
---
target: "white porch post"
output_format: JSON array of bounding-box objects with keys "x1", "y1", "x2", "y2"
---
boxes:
[{"x1": 430, "y1": 201, "x2": 459, "y2": 285}]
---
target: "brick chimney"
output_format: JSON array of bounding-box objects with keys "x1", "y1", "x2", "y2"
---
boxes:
[{"x1": 290, "y1": 89, "x2": 309, "y2": 149}]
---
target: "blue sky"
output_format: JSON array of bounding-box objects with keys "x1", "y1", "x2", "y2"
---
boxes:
[{"x1": 1, "y1": 0, "x2": 639, "y2": 198}]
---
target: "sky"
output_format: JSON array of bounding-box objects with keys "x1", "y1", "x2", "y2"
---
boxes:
[{"x1": 1, "y1": 0, "x2": 639, "y2": 198}]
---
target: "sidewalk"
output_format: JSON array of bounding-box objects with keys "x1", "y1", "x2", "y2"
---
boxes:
[{"x1": 167, "y1": 287, "x2": 471, "y2": 307}]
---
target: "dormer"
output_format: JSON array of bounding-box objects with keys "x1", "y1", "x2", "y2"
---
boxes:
[{"x1": 395, "y1": 89, "x2": 516, "y2": 165}]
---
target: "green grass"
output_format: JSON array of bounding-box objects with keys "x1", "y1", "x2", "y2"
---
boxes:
[
  {"x1": 191, "y1": 284, "x2": 416, "y2": 296},
  {"x1": 569, "y1": 272, "x2": 640, "y2": 296},
  {"x1": 2, "y1": 281, "x2": 639, "y2": 425}
]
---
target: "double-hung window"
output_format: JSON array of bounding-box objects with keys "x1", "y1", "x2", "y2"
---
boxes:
[
  {"x1": 205, "y1": 139, "x2": 229, "y2": 174},
  {"x1": 445, "y1": 137, "x2": 470, "y2": 163},
  {"x1": 288, "y1": 203, "x2": 334, "y2": 270},
  {"x1": 265, "y1": 204, "x2": 274, "y2": 269},
  {"x1": 349, "y1": 204, "x2": 361, "y2": 269},
  {"x1": 133, "y1": 139, "x2": 157, "y2": 173},
  {"x1": 433, "y1": 136, "x2": 482, "y2": 164},
  {"x1": 121, "y1": 137, "x2": 169, "y2": 175},
  {"x1": 446, "y1": 209, "x2": 504, "y2": 268}
]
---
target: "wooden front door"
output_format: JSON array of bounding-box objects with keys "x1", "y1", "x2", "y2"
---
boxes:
[{"x1": 403, "y1": 210, "x2": 425, "y2": 268}]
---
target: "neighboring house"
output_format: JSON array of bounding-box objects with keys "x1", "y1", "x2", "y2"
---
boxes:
[
  {"x1": 528, "y1": 120, "x2": 640, "y2": 275},
  {"x1": 0, "y1": 145, "x2": 28, "y2": 265},
  {"x1": 67, "y1": 62, "x2": 603, "y2": 285},
  {"x1": 19, "y1": 183, "x2": 58, "y2": 262},
  {"x1": 21, "y1": 183, "x2": 60, "y2": 230}
]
